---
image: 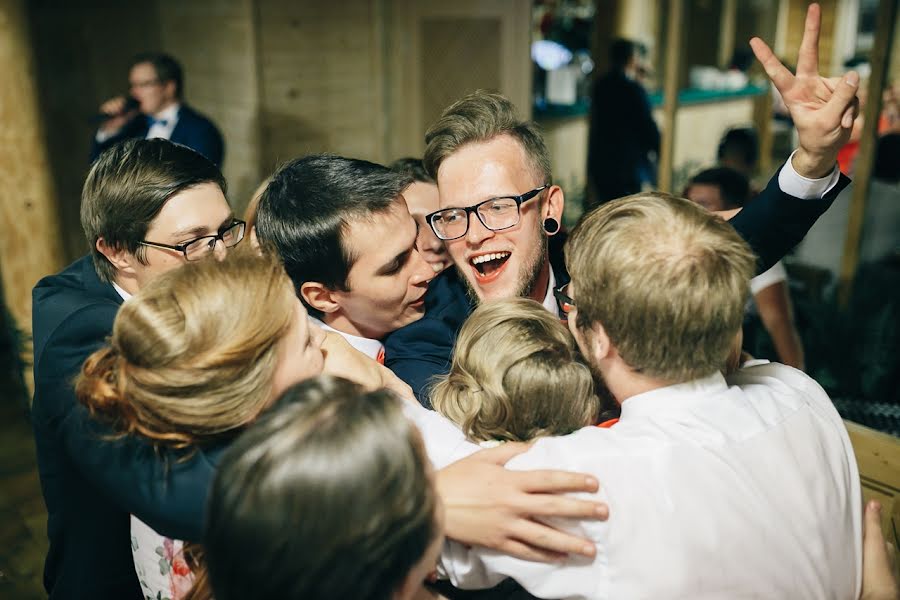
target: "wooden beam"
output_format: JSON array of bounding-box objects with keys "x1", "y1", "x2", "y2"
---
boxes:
[
  {"x1": 837, "y1": 0, "x2": 897, "y2": 308},
  {"x1": 658, "y1": 0, "x2": 685, "y2": 193},
  {"x1": 0, "y1": 0, "x2": 67, "y2": 399},
  {"x1": 718, "y1": 0, "x2": 737, "y2": 69}
]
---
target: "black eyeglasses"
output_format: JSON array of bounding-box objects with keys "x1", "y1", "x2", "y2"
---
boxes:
[
  {"x1": 554, "y1": 283, "x2": 575, "y2": 315},
  {"x1": 140, "y1": 220, "x2": 246, "y2": 261},
  {"x1": 426, "y1": 184, "x2": 549, "y2": 241}
]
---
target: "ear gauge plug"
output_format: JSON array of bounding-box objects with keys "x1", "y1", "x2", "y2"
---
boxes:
[{"x1": 543, "y1": 217, "x2": 560, "y2": 234}]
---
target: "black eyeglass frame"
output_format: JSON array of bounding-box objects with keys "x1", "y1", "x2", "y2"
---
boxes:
[
  {"x1": 554, "y1": 283, "x2": 575, "y2": 315},
  {"x1": 139, "y1": 219, "x2": 246, "y2": 261},
  {"x1": 425, "y1": 184, "x2": 550, "y2": 241}
]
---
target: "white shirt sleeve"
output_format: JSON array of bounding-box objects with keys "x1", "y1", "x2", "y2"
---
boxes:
[
  {"x1": 749, "y1": 260, "x2": 787, "y2": 295},
  {"x1": 401, "y1": 401, "x2": 478, "y2": 469},
  {"x1": 778, "y1": 150, "x2": 842, "y2": 199}
]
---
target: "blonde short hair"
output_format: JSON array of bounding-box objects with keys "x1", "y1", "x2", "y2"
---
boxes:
[
  {"x1": 431, "y1": 298, "x2": 598, "y2": 442},
  {"x1": 76, "y1": 249, "x2": 297, "y2": 448},
  {"x1": 423, "y1": 90, "x2": 551, "y2": 184},
  {"x1": 565, "y1": 193, "x2": 756, "y2": 382}
]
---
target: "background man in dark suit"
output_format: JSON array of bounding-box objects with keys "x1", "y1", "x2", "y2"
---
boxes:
[
  {"x1": 385, "y1": 3, "x2": 859, "y2": 406},
  {"x1": 91, "y1": 53, "x2": 224, "y2": 167},
  {"x1": 586, "y1": 38, "x2": 660, "y2": 208}
]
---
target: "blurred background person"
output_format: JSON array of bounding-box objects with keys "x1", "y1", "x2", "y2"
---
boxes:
[
  {"x1": 586, "y1": 38, "x2": 659, "y2": 209},
  {"x1": 391, "y1": 157, "x2": 451, "y2": 274},
  {"x1": 92, "y1": 52, "x2": 224, "y2": 167},
  {"x1": 685, "y1": 166, "x2": 805, "y2": 370}
]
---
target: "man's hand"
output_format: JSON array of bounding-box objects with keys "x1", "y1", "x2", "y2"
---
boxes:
[
  {"x1": 98, "y1": 95, "x2": 138, "y2": 135},
  {"x1": 320, "y1": 331, "x2": 413, "y2": 399},
  {"x1": 750, "y1": 3, "x2": 859, "y2": 178},
  {"x1": 436, "y1": 442, "x2": 608, "y2": 562},
  {"x1": 861, "y1": 500, "x2": 899, "y2": 600}
]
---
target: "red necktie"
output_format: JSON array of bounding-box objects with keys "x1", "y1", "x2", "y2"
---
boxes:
[{"x1": 376, "y1": 347, "x2": 385, "y2": 365}]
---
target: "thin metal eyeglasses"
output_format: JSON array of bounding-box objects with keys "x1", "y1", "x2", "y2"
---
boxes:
[
  {"x1": 140, "y1": 220, "x2": 246, "y2": 261},
  {"x1": 426, "y1": 184, "x2": 550, "y2": 241},
  {"x1": 554, "y1": 283, "x2": 575, "y2": 315}
]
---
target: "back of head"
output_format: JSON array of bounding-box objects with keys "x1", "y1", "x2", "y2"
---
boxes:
[
  {"x1": 566, "y1": 194, "x2": 755, "y2": 382},
  {"x1": 205, "y1": 375, "x2": 438, "y2": 600},
  {"x1": 423, "y1": 90, "x2": 551, "y2": 184},
  {"x1": 609, "y1": 38, "x2": 638, "y2": 71},
  {"x1": 389, "y1": 157, "x2": 435, "y2": 184},
  {"x1": 254, "y1": 154, "x2": 411, "y2": 302},
  {"x1": 82, "y1": 138, "x2": 226, "y2": 283},
  {"x1": 717, "y1": 127, "x2": 759, "y2": 174},
  {"x1": 75, "y1": 248, "x2": 295, "y2": 448},
  {"x1": 131, "y1": 52, "x2": 184, "y2": 98},
  {"x1": 688, "y1": 167, "x2": 751, "y2": 209},
  {"x1": 431, "y1": 298, "x2": 597, "y2": 442}
]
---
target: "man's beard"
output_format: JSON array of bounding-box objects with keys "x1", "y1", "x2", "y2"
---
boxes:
[{"x1": 457, "y1": 235, "x2": 549, "y2": 306}]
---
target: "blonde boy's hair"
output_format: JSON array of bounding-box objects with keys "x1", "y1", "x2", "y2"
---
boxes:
[
  {"x1": 566, "y1": 193, "x2": 756, "y2": 382},
  {"x1": 431, "y1": 298, "x2": 598, "y2": 443}
]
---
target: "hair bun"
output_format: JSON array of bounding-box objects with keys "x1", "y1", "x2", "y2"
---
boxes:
[{"x1": 76, "y1": 346, "x2": 127, "y2": 417}]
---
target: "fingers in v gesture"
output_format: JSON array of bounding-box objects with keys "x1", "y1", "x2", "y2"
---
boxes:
[{"x1": 749, "y1": 3, "x2": 860, "y2": 177}]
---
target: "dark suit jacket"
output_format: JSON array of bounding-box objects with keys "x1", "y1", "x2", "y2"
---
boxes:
[
  {"x1": 385, "y1": 169, "x2": 851, "y2": 405},
  {"x1": 90, "y1": 104, "x2": 224, "y2": 167},
  {"x1": 587, "y1": 70, "x2": 661, "y2": 203},
  {"x1": 32, "y1": 256, "x2": 222, "y2": 600}
]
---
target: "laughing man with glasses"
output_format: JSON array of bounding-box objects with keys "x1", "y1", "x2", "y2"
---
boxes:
[{"x1": 385, "y1": 85, "x2": 851, "y2": 408}]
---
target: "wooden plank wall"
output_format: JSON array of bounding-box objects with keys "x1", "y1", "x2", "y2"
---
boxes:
[
  {"x1": 0, "y1": 0, "x2": 68, "y2": 394},
  {"x1": 256, "y1": 0, "x2": 387, "y2": 170},
  {"x1": 157, "y1": 0, "x2": 263, "y2": 214},
  {"x1": 26, "y1": 0, "x2": 161, "y2": 262}
]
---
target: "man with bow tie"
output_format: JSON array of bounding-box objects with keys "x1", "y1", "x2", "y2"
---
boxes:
[{"x1": 91, "y1": 52, "x2": 224, "y2": 167}]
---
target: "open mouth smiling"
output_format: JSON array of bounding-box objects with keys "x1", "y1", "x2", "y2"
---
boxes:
[{"x1": 469, "y1": 251, "x2": 511, "y2": 282}]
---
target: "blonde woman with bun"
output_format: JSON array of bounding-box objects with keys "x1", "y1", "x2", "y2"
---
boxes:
[
  {"x1": 431, "y1": 297, "x2": 599, "y2": 444},
  {"x1": 76, "y1": 249, "x2": 325, "y2": 600}
]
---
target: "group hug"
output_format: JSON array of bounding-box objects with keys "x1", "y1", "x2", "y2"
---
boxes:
[{"x1": 29, "y1": 6, "x2": 898, "y2": 600}]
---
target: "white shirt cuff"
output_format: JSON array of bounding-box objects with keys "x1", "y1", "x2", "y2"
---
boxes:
[
  {"x1": 778, "y1": 150, "x2": 841, "y2": 199},
  {"x1": 95, "y1": 129, "x2": 114, "y2": 143}
]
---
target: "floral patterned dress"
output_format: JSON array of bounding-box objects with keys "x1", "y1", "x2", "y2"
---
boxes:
[{"x1": 131, "y1": 516, "x2": 195, "y2": 600}]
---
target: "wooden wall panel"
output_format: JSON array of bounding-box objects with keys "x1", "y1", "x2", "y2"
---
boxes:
[
  {"x1": 0, "y1": 0, "x2": 68, "y2": 394},
  {"x1": 26, "y1": 0, "x2": 161, "y2": 263},
  {"x1": 387, "y1": 0, "x2": 532, "y2": 161},
  {"x1": 256, "y1": 0, "x2": 387, "y2": 168},
  {"x1": 157, "y1": 0, "x2": 262, "y2": 214},
  {"x1": 785, "y1": 0, "x2": 838, "y2": 75}
]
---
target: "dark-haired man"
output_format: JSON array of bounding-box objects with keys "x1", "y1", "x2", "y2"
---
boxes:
[
  {"x1": 386, "y1": 3, "x2": 858, "y2": 405},
  {"x1": 32, "y1": 138, "x2": 240, "y2": 599},
  {"x1": 92, "y1": 52, "x2": 224, "y2": 167},
  {"x1": 254, "y1": 154, "x2": 436, "y2": 359}
]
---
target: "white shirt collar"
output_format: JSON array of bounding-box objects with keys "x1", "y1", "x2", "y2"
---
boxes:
[
  {"x1": 540, "y1": 266, "x2": 558, "y2": 314},
  {"x1": 152, "y1": 102, "x2": 180, "y2": 124},
  {"x1": 309, "y1": 316, "x2": 383, "y2": 360},
  {"x1": 112, "y1": 281, "x2": 132, "y2": 302},
  {"x1": 619, "y1": 371, "x2": 728, "y2": 420}
]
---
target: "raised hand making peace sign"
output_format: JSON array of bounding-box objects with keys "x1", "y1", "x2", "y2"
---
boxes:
[{"x1": 750, "y1": 3, "x2": 860, "y2": 178}]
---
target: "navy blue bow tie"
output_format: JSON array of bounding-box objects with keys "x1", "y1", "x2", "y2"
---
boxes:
[{"x1": 147, "y1": 117, "x2": 168, "y2": 127}]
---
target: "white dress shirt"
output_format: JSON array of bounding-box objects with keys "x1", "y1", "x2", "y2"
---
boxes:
[
  {"x1": 309, "y1": 316, "x2": 383, "y2": 360},
  {"x1": 145, "y1": 103, "x2": 180, "y2": 141},
  {"x1": 440, "y1": 362, "x2": 862, "y2": 600}
]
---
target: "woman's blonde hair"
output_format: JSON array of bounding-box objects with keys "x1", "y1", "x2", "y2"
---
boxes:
[
  {"x1": 431, "y1": 298, "x2": 598, "y2": 442},
  {"x1": 75, "y1": 248, "x2": 297, "y2": 448}
]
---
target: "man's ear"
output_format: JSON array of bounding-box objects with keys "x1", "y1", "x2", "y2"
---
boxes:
[
  {"x1": 541, "y1": 185, "x2": 565, "y2": 234},
  {"x1": 300, "y1": 281, "x2": 340, "y2": 315},
  {"x1": 96, "y1": 238, "x2": 138, "y2": 275},
  {"x1": 162, "y1": 80, "x2": 178, "y2": 102},
  {"x1": 588, "y1": 320, "x2": 614, "y2": 363}
]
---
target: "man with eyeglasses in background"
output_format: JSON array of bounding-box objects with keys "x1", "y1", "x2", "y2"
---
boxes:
[
  {"x1": 386, "y1": 3, "x2": 859, "y2": 406},
  {"x1": 92, "y1": 53, "x2": 224, "y2": 167}
]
